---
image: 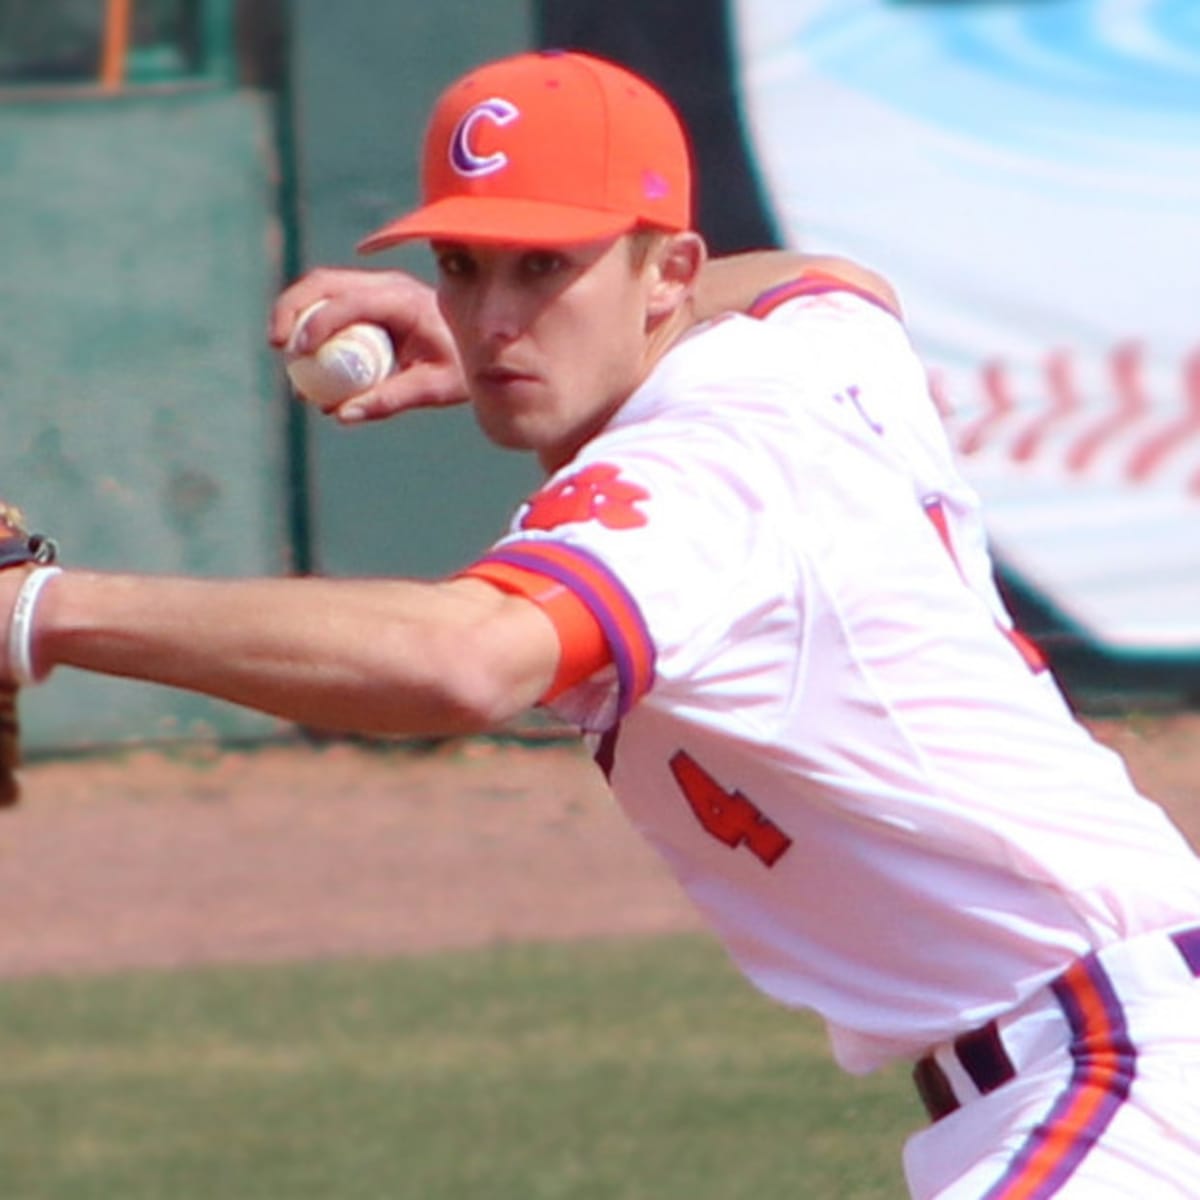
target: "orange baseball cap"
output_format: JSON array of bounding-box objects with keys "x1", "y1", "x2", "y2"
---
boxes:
[{"x1": 356, "y1": 50, "x2": 693, "y2": 253}]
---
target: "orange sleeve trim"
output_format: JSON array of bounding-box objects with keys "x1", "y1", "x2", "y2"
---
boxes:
[
  {"x1": 466, "y1": 541, "x2": 656, "y2": 716},
  {"x1": 462, "y1": 561, "x2": 612, "y2": 702}
]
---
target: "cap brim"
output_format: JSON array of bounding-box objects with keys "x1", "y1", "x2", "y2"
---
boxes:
[{"x1": 356, "y1": 195, "x2": 639, "y2": 254}]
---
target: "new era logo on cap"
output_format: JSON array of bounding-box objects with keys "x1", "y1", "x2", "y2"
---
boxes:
[
  {"x1": 357, "y1": 51, "x2": 693, "y2": 253},
  {"x1": 642, "y1": 170, "x2": 670, "y2": 201}
]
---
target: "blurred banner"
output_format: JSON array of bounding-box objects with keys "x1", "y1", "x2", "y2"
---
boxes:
[{"x1": 542, "y1": 0, "x2": 1200, "y2": 700}]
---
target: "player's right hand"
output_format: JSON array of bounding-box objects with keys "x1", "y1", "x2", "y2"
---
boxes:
[{"x1": 269, "y1": 267, "x2": 468, "y2": 423}]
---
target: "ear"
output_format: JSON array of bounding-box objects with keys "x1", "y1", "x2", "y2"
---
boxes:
[{"x1": 646, "y1": 232, "x2": 707, "y2": 322}]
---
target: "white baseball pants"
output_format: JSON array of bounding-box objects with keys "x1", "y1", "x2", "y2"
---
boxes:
[{"x1": 903, "y1": 924, "x2": 1200, "y2": 1199}]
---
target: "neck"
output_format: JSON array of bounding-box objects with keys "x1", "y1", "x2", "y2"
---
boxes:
[
  {"x1": 646, "y1": 302, "x2": 698, "y2": 368},
  {"x1": 535, "y1": 302, "x2": 699, "y2": 476}
]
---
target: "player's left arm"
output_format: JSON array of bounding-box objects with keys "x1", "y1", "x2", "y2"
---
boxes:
[{"x1": 694, "y1": 250, "x2": 902, "y2": 322}]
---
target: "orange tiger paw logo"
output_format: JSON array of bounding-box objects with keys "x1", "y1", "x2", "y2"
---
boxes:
[{"x1": 521, "y1": 464, "x2": 649, "y2": 531}]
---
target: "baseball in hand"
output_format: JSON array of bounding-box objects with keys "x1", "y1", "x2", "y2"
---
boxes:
[{"x1": 284, "y1": 300, "x2": 395, "y2": 407}]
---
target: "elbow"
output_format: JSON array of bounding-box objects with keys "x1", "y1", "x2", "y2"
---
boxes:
[
  {"x1": 360, "y1": 586, "x2": 559, "y2": 738},
  {"x1": 443, "y1": 647, "x2": 540, "y2": 733},
  {"x1": 417, "y1": 676, "x2": 528, "y2": 739},
  {"x1": 394, "y1": 628, "x2": 543, "y2": 737},
  {"x1": 451, "y1": 683, "x2": 529, "y2": 735},
  {"x1": 424, "y1": 594, "x2": 558, "y2": 733}
]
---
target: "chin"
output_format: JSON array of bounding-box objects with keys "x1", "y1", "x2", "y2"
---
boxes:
[
  {"x1": 471, "y1": 407, "x2": 543, "y2": 454},
  {"x1": 469, "y1": 400, "x2": 598, "y2": 471}
]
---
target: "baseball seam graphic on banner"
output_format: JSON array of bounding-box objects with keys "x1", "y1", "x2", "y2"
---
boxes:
[{"x1": 731, "y1": 0, "x2": 1200, "y2": 675}]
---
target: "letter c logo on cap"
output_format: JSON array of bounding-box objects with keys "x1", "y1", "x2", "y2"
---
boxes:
[{"x1": 450, "y1": 98, "x2": 520, "y2": 178}]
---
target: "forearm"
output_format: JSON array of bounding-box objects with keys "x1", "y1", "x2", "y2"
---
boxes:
[
  {"x1": 694, "y1": 250, "x2": 901, "y2": 321},
  {"x1": 30, "y1": 572, "x2": 556, "y2": 736}
]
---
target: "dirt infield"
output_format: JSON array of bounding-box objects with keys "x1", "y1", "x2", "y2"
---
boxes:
[{"x1": 1, "y1": 712, "x2": 1198, "y2": 979}]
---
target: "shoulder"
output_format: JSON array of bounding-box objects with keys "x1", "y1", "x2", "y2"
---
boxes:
[
  {"x1": 627, "y1": 315, "x2": 802, "y2": 429},
  {"x1": 695, "y1": 250, "x2": 902, "y2": 323},
  {"x1": 660, "y1": 289, "x2": 909, "y2": 404},
  {"x1": 748, "y1": 254, "x2": 903, "y2": 322}
]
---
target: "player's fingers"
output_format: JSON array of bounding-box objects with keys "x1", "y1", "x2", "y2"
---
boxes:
[
  {"x1": 270, "y1": 269, "x2": 434, "y2": 353},
  {"x1": 268, "y1": 268, "x2": 370, "y2": 348},
  {"x1": 331, "y1": 365, "x2": 469, "y2": 424}
]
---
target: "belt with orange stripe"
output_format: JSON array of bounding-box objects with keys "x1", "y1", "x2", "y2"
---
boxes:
[{"x1": 914, "y1": 924, "x2": 1200, "y2": 1126}]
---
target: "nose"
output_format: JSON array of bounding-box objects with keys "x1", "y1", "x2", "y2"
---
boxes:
[{"x1": 471, "y1": 276, "x2": 522, "y2": 345}]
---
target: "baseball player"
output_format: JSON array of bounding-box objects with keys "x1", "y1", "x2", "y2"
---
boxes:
[{"x1": 4, "y1": 50, "x2": 1200, "y2": 1199}]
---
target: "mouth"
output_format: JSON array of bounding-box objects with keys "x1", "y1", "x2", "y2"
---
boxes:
[
  {"x1": 477, "y1": 360, "x2": 535, "y2": 379},
  {"x1": 477, "y1": 364, "x2": 536, "y2": 385}
]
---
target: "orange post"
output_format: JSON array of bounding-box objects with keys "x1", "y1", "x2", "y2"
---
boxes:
[{"x1": 99, "y1": 0, "x2": 134, "y2": 91}]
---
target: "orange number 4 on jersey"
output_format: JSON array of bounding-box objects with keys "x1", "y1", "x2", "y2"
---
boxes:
[{"x1": 669, "y1": 751, "x2": 793, "y2": 868}]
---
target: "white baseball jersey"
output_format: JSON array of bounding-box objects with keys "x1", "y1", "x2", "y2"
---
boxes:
[{"x1": 465, "y1": 285, "x2": 1200, "y2": 1075}]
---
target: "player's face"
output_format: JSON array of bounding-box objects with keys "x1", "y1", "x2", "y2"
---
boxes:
[{"x1": 432, "y1": 235, "x2": 662, "y2": 471}]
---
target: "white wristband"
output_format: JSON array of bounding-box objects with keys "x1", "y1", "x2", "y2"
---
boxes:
[{"x1": 8, "y1": 566, "x2": 63, "y2": 687}]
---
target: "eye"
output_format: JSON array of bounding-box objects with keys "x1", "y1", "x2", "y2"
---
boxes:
[
  {"x1": 520, "y1": 250, "x2": 567, "y2": 279},
  {"x1": 434, "y1": 247, "x2": 475, "y2": 279}
]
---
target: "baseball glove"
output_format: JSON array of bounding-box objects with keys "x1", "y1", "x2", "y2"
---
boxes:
[{"x1": 0, "y1": 503, "x2": 59, "y2": 806}]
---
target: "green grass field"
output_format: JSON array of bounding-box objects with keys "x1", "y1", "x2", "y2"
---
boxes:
[{"x1": 0, "y1": 934, "x2": 917, "y2": 1199}]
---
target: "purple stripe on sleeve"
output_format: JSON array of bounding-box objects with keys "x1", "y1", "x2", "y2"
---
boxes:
[
  {"x1": 485, "y1": 543, "x2": 655, "y2": 716},
  {"x1": 1172, "y1": 925, "x2": 1200, "y2": 976},
  {"x1": 749, "y1": 275, "x2": 899, "y2": 321}
]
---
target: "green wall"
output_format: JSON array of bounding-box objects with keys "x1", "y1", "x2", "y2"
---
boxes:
[
  {"x1": 0, "y1": 88, "x2": 288, "y2": 752},
  {"x1": 0, "y1": 2, "x2": 539, "y2": 755},
  {"x1": 288, "y1": 0, "x2": 538, "y2": 580}
]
